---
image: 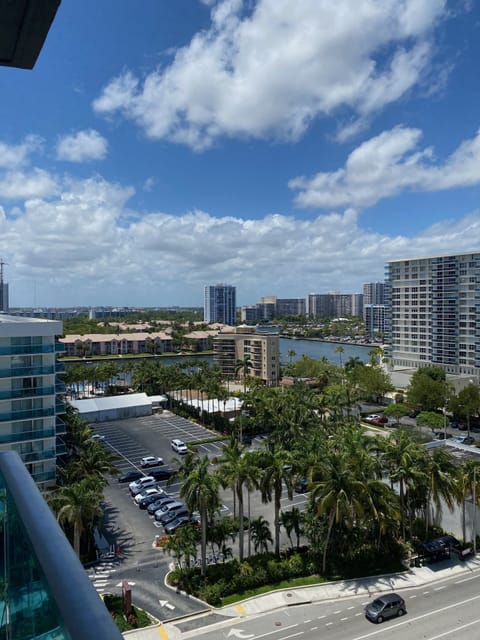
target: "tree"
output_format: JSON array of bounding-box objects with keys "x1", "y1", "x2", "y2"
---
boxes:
[
  {"x1": 424, "y1": 447, "x2": 458, "y2": 537},
  {"x1": 250, "y1": 516, "x2": 273, "y2": 553},
  {"x1": 217, "y1": 438, "x2": 259, "y2": 562},
  {"x1": 407, "y1": 367, "x2": 447, "y2": 412},
  {"x1": 259, "y1": 444, "x2": 294, "y2": 557},
  {"x1": 180, "y1": 455, "x2": 220, "y2": 576},
  {"x1": 235, "y1": 356, "x2": 252, "y2": 393},
  {"x1": 281, "y1": 507, "x2": 303, "y2": 551},
  {"x1": 449, "y1": 383, "x2": 480, "y2": 436},
  {"x1": 383, "y1": 403, "x2": 411, "y2": 425},
  {"x1": 49, "y1": 478, "x2": 102, "y2": 558}
]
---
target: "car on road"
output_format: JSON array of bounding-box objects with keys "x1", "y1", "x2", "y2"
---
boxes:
[
  {"x1": 453, "y1": 435, "x2": 475, "y2": 445},
  {"x1": 171, "y1": 439, "x2": 188, "y2": 454},
  {"x1": 147, "y1": 495, "x2": 176, "y2": 515},
  {"x1": 365, "y1": 593, "x2": 406, "y2": 623},
  {"x1": 164, "y1": 515, "x2": 194, "y2": 534},
  {"x1": 434, "y1": 432, "x2": 452, "y2": 440},
  {"x1": 118, "y1": 470, "x2": 143, "y2": 484},
  {"x1": 365, "y1": 414, "x2": 388, "y2": 424},
  {"x1": 140, "y1": 456, "x2": 164, "y2": 468},
  {"x1": 134, "y1": 486, "x2": 163, "y2": 505},
  {"x1": 294, "y1": 478, "x2": 308, "y2": 493},
  {"x1": 129, "y1": 476, "x2": 157, "y2": 495}
]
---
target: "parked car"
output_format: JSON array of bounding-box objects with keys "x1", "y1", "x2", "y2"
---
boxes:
[
  {"x1": 408, "y1": 410, "x2": 420, "y2": 418},
  {"x1": 159, "y1": 507, "x2": 189, "y2": 526},
  {"x1": 129, "y1": 476, "x2": 157, "y2": 495},
  {"x1": 140, "y1": 456, "x2": 164, "y2": 468},
  {"x1": 294, "y1": 478, "x2": 308, "y2": 493},
  {"x1": 365, "y1": 593, "x2": 406, "y2": 623},
  {"x1": 134, "y1": 487, "x2": 163, "y2": 505},
  {"x1": 90, "y1": 434, "x2": 106, "y2": 441},
  {"x1": 164, "y1": 515, "x2": 194, "y2": 534},
  {"x1": 149, "y1": 466, "x2": 174, "y2": 481},
  {"x1": 171, "y1": 439, "x2": 188, "y2": 454},
  {"x1": 147, "y1": 495, "x2": 176, "y2": 515},
  {"x1": 136, "y1": 489, "x2": 164, "y2": 508},
  {"x1": 154, "y1": 501, "x2": 184, "y2": 521},
  {"x1": 453, "y1": 435, "x2": 475, "y2": 445},
  {"x1": 364, "y1": 414, "x2": 388, "y2": 424},
  {"x1": 118, "y1": 470, "x2": 143, "y2": 484},
  {"x1": 434, "y1": 432, "x2": 452, "y2": 440}
]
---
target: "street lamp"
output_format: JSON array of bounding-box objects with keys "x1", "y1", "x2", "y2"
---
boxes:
[{"x1": 473, "y1": 466, "x2": 477, "y2": 556}]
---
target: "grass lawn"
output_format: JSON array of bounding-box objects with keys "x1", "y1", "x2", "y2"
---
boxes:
[{"x1": 220, "y1": 575, "x2": 327, "y2": 606}]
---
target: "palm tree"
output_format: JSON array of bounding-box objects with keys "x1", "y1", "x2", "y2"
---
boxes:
[
  {"x1": 180, "y1": 455, "x2": 220, "y2": 576},
  {"x1": 335, "y1": 345, "x2": 345, "y2": 368},
  {"x1": 259, "y1": 443, "x2": 293, "y2": 557},
  {"x1": 250, "y1": 516, "x2": 273, "y2": 553},
  {"x1": 217, "y1": 437, "x2": 259, "y2": 562},
  {"x1": 49, "y1": 478, "x2": 102, "y2": 558},
  {"x1": 281, "y1": 507, "x2": 303, "y2": 551},
  {"x1": 235, "y1": 356, "x2": 252, "y2": 393},
  {"x1": 380, "y1": 431, "x2": 427, "y2": 539},
  {"x1": 424, "y1": 447, "x2": 458, "y2": 537}
]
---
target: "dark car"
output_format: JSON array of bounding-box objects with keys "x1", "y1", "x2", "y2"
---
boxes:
[
  {"x1": 118, "y1": 470, "x2": 143, "y2": 484},
  {"x1": 365, "y1": 593, "x2": 406, "y2": 623},
  {"x1": 408, "y1": 410, "x2": 420, "y2": 418},
  {"x1": 137, "y1": 491, "x2": 165, "y2": 509},
  {"x1": 149, "y1": 467, "x2": 174, "y2": 481},
  {"x1": 164, "y1": 515, "x2": 193, "y2": 534},
  {"x1": 147, "y1": 495, "x2": 175, "y2": 515},
  {"x1": 160, "y1": 508, "x2": 189, "y2": 527},
  {"x1": 294, "y1": 478, "x2": 308, "y2": 493},
  {"x1": 434, "y1": 431, "x2": 452, "y2": 440}
]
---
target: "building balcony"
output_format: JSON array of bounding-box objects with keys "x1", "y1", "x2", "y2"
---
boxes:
[
  {"x1": 0, "y1": 365, "x2": 55, "y2": 379},
  {"x1": 56, "y1": 381, "x2": 66, "y2": 394},
  {"x1": 0, "y1": 428, "x2": 55, "y2": 444},
  {"x1": 29, "y1": 468, "x2": 57, "y2": 484},
  {"x1": 55, "y1": 399, "x2": 65, "y2": 414},
  {"x1": 56, "y1": 417, "x2": 66, "y2": 435},
  {"x1": 0, "y1": 386, "x2": 55, "y2": 400},
  {"x1": 55, "y1": 342, "x2": 66, "y2": 353},
  {"x1": 21, "y1": 449, "x2": 56, "y2": 463},
  {"x1": 55, "y1": 361, "x2": 66, "y2": 373},
  {"x1": 0, "y1": 407, "x2": 55, "y2": 423},
  {"x1": 0, "y1": 344, "x2": 54, "y2": 355}
]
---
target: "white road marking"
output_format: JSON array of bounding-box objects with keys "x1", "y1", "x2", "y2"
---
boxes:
[{"x1": 427, "y1": 618, "x2": 480, "y2": 640}]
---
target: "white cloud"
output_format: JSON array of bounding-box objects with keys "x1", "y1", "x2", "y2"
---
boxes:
[
  {"x1": 93, "y1": 0, "x2": 448, "y2": 150},
  {"x1": 56, "y1": 129, "x2": 108, "y2": 162},
  {"x1": 0, "y1": 135, "x2": 43, "y2": 169},
  {"x1": 289, "y1": 126, "x2": 480, "y2": 209},
  {"x1": 0, "y1": 170, "x2": 478, "y2": 307},
  {"x1": 0, "y1": 169, "x2": 58, "y2": 200}
]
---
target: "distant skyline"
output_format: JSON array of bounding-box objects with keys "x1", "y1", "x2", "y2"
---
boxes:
[{"x1": 0, "y1": 1, "x2": 479, "y2": 308}]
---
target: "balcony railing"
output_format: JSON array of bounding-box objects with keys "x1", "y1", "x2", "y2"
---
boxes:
[
  {"x1": 55, "y1": 342, "x2": 66, "y2": 352},
  {"x1": 0, "y1": 407, "x2": 55, "y2": 423},
  {"x1": 0, "y1": 366, "x2": 55, "y2": 379},
  {"x1": 56, "y1": 417, "x2": 66, "y2": 435},
  {"x1": 0, "y1": 386, "x2": 55, "y2": 400},
  {"x1": 0, "y1": 344, "x2": 54, "y2": 355},
  {"x1": 0, "y1": 428, "x2": 55, "y2": 444},
  {"x1": 21, "y1": 449, "x2": 56, "y2": 463}
]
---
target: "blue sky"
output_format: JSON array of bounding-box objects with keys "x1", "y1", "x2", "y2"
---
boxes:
[{"x1": 0, "y1": 0, "x2": 479, "y2": 308}]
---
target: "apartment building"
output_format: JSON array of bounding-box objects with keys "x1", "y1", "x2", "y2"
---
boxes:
[
  {"x1": 204, "y1": 284, "x2": 236, "y2": 325},
  {"x1": 364, "y1": 304, "x2": 385, "y2": 340},
  {"x1": 213, "y1": 326, "x2": 280, "y2": 386},
  {"x1": 307, "y1": 292, "x2": 363, "y2": 318},
  {"x1": 60, "y1": 332, "x2": 172, "y2": 356},
  {"x1": 363, "y1": 282, "x2": 385, "y2": 305},
  {"x1": 0, "y1": 315, "x2": 65, "y2": 488},
  {"x1": 385, "y1": 252, "x2": 480, "y2": 377}
]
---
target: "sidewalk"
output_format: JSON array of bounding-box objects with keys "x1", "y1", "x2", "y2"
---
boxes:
[{"x1": 122, "y1": 555, "x2": 480, "y2": 639}]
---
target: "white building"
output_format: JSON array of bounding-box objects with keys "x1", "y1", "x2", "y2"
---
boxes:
[
  {"x1": 0, "y1": 315, "x2": 64, "y2": 487},
  {"x1": 385, "y1": 252, "x2": 480, "y2": 378},
  {"x1": 204, "y1": 284, "x2": 236, "y2": 326}
]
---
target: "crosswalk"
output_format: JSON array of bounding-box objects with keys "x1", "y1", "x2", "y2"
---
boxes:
[{"x1": 87, "y1": 555, "x2": 136, "y2": 594}]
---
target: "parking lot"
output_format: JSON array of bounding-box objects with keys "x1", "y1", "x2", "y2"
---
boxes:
[{"x1": 87, "y1": 411, "x2": 310, "y2": 620}]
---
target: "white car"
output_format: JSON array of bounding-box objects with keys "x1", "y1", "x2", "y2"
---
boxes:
[
  {"x1": 129, "y1": 476, "x2": 155, "y2": 494},
  {"x1": 171, "y1": 439, "x2": 188, "y2": 455},
  {"x1": 140, "y1": 455, "x2": 164, "y2": 468},
  {"x1": 134, "y1": 487, "x2": 162, "y2": 504}
]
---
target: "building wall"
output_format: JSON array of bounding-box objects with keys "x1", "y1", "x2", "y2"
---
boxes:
[
  {"x1": 385, "y1": 252, "x2": 480, "y2": 377},
  {"x1": 0, "y1": 283, "x2": 8, "y2": 313},
  {"x1": 363, "y1": 282, "x2": 385, "y2": 305},
  {"x1": 213, "y1": 327, "x2": 280, "y2": 385},
  {"x1": 0, "y1": 316, "x2": 63, "y2": 487},
  {"x1": 204, "y1": 284, "x2": 236, "y2": 325}
]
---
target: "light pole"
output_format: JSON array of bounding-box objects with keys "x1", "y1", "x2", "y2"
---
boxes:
[{"x1": 473, "y1": 466, "x2": 477, "y2": 556}]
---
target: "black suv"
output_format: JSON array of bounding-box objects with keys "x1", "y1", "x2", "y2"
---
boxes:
[{"x1": 149, "y1": 467, "x2": 173, "y2": 481}]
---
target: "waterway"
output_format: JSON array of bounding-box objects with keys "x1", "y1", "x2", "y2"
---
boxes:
[{"x1": 64, "y1": 338, "x2": 373, "y2": 372}]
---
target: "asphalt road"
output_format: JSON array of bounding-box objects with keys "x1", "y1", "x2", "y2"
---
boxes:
[{"x1": 173, "y1": 565, "x2": 480, "y2": 640}]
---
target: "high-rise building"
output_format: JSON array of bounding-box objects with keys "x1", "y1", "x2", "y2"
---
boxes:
[
  {"x1": 364, "y1": 304, "x2": 385, "y2": 340},
  {"x1": 0, "y1": 259, "x2": 8, "y2": 313},
  {"x1": 307, "y1": 292, "x2": 363, "y2": 318},
  {"x1": 213, "y1": 326, "x2": 280, "y2": 386},
  {"x1": 385, "y1": 252, "x2": 480, "y2": 377},
  {"x1": 0, "y1": 315, "x2": 65, "y2": 488},
  {"x1": 204, "y1": 284, "x2": 236, "y2": 325},
  {"x1": 363, "y1": 282, "x2": 385, "y2": 305}
]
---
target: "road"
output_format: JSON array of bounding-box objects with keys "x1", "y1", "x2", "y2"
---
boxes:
[{"x1": 172, "y1": 566, "x2": 480, "y2": 640}]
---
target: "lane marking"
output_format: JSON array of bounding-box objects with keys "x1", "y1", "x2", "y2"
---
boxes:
[
  {"x1": 433, "y1": 586, "x2": 446, "y2": 591},
  {"x1": 158, "y1": 625, "x2": 169, "y2": 640},
  {"x1": 427, "y1": 618, "x2": 480, "y2": 640},
  {"x1": 235, "y1": 604, "x2": 246, "y2": 615}
]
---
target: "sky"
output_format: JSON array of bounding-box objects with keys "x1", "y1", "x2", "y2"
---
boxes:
[{"x1": 0, "y1": 0, "x2": 479, "y2": 309}]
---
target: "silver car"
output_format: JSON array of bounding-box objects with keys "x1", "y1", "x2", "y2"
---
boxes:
[{"x1": 365, "y1": 593, "x2": 406, "y2": 623}]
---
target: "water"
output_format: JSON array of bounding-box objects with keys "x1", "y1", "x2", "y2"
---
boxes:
[{"x1": 280, "y1": 337, "x2": 373, "y2": 365}]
